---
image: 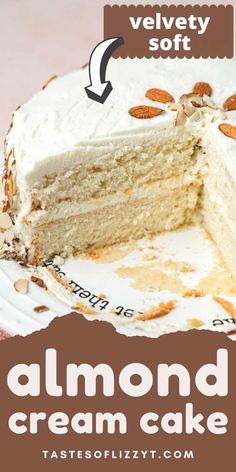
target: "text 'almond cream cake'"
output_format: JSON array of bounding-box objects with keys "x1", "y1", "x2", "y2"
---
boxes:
[{"x1": 2, "y1": 59, "x2": 236, "y2": 279}]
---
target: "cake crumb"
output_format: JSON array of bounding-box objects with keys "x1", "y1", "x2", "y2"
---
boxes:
[
  {"x1": 143, "y1": 253, "x2": 157, "y2": 261},
  {"x1": 164, "y1": 260, "x2": 193, "y2": 273},
  {"x1": 116, "y1": 265, "x2": 185, "y2": 293},
  {"x1": 98, "y1": 293, "x2": 107, "y2": 299},
  {"x1": 73, "y1": 302, "x2": 96, "y2": 315},
  {"x1": 187, "y1": 318, "x2": 204, "y2": 328},
  {"x1": 213, "y1": 296, "x2": 236, "y2": 317},
  {"x1": 53, "y1": 255, "x2": 65, "y2": 266},
  {"x1": 83, "y1": 242, "x2": 136, "y2": 264},
  {"x1": 183, "y1": 289, "x2": 203, "y2": 298},
  {"x1": 46, "y1": 267, "x2": 71, "y2": 290},
  {"x1": 136, "y1": 301, "x2": 175, "y2": 321}
]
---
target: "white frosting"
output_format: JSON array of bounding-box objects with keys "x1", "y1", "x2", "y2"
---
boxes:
[{"x1": 6, "y1": 58, "x2": 236, "y2": 186}]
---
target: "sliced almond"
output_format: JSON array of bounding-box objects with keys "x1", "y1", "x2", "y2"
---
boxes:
[
  {"x1": 14, "y1": 279, "x2": 29, "y2": 294},
  {"x1": 31, "y1": 275, "x2": 48, "y2": 290},
  {"x1": 211, "y1": 109, "x2": 226, "y2": 123},
  {"x1": 0, "y1": 235, "x2": 4, "y2": 249},
  {"x1": 128, "y1": 105, "x2": 164, "y2": 119},
  {"x1": 8, "y1": 176, "x2": 16, "y2": 196},
  {"x1": 180, "y1": 94, "x2": 203, "y2": 116},
  {"x1": 145, "y1": 88, "x2": 173, "y2": 103},
  {"x1": 33, "y1": 305, "x2": 49, "y2": 313},
  {"x1": 223, "y1": 94, "x2": 236, "y2": 111},
  {"x1": 202, "y1": 94, "x2": 217, "y2": 110},
  {"x1": 218, "y1": 123, "x2": 236, "y2": 140},
  {"x1": 4, "y1": 228, "x2": 14, "y2": 244},
  {"x1": 191, "y1": 100, "x2": 202, "y2": 108},
  {"x1": 53, "y1": 255, "x2": 65, "y2": 266},
  {"x1": 0, "y1": 212, "x2": 12, "y2": 230},
  {"x1": 2, "y1": 200, "x2": 10, "y2": 213},
  {"x1": 180, "y1": 92, "x2": 201, "y2": 101},
  {"x1": 175, "y1": 106, "x2": 187, "y2": 126},
  {"x1": 42, "y1": 74, "x2": 58, "y2": 90},
  {"x1": 193, "y1": 82, "x2": 212, "y2": 97}
]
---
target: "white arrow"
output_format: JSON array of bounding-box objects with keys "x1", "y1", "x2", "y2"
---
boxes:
[{"x1": 85, "y1": 37, "x2": 124, "y2": 104}]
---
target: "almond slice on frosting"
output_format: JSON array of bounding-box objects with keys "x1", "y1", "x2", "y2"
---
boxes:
[
  {"x1": 42, "y1": 74, "x2": 58, "y2": 90},
  {"x1": 0, "y1": 212, "x2": 12, "y2": 230},
  {"x1": 193, "y1": 82, "x2": 212, "y2": 97},
  {"x1": 175, "y1": 106, "x2": 188, "y2": 126},
  {"x1": 145, "y1": 88, "x2": 174, "y2": 103},
  {"x1": 218, "y1": 123, "x2": 236, "y2": 140},
  {"x1": 128, "y1": 105, "x2": 164, "y2": 119},
  {"x1": 223, "y1": 94, "x2": 236, "y2": 111}
]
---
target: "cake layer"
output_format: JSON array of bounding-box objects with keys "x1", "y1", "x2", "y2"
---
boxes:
[
  {"x1": 23, "y1": 173, "x2": 202, "y2": 226},
  {"x1": 5, "y1": 59, "x2": 236, "y2": 187},
  {"x1": 29, "y1": 133, "x2": 201, "y2": 211},
  {"x1": 203, "y1": 193, "x2": 236, "y2": 280},
  {"x1": 21, "y1": 183, "x2": 200, "y2": 264},
  {"x1": 202, "y1": 135, "x2": 236, "y2": 233}
]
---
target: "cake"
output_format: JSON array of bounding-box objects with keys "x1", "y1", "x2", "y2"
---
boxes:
[{"x1": 2, "y1": 59, "x2": 236, "y2": 279}]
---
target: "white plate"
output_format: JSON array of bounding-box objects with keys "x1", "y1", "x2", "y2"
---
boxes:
[{"x1": 1, "y1": 224, "x2": 236, "y2": 339}]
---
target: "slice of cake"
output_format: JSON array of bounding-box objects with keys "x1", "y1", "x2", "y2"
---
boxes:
[{"x1": 2, "y1": 59, "x2": 236, "y2": 280}]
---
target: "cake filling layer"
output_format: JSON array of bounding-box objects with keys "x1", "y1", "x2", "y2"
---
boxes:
[
  {"x1": 24, "y1": 133, "x2": 201, "y2": 211},
  {"x1": 23, "y1": 182, "x2": 200, "y2": 264}
]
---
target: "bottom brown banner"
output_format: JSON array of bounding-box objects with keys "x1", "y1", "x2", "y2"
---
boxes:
[{"x1": 0, "y1": 313, "x2": 235, "y2": 471}]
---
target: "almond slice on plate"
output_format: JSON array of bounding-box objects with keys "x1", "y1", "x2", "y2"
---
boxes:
[
  {"x1": 33, "y1": 305, "x2": 49, "y2": 313},
  {"x1": 145, "y1": 88, "x2": 173, "y2": 103},
  {"x1": 53, "y1": 255, "x2": 65, "y2": 266},
  {"x1": 14, "y1": 279, "x2": 29, "y2": 294},
  {"x1": 218, "y1": 123, "x2": 236, "y2": 140},
  {"x1": 193, "y1": 82, "x2": 212, "y2": 97},
  {"x1": 128, "y1": 105, "x2": 164, "y2": 119},
  {"x1": 223, "y1": 94, "x2": 236, "y2": 111},
  {"x1": 31, "y1": 275, "x2": 48, "y2": 290}
]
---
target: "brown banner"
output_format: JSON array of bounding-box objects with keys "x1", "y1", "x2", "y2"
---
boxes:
[
  {"x1": 104, "y1": 4, "x2": 234, "y2": 58},
  {"x1": 0, "y1": 314, "x2": 235, "y2": 471}
]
